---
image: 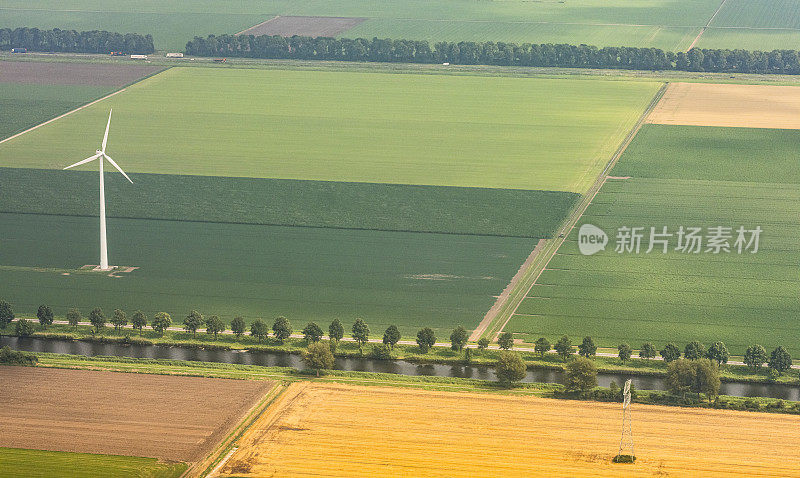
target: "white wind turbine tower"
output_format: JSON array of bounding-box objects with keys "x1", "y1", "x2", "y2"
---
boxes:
[{"x1": 63, "y1": 109, "x2": 132, "y2": 271}]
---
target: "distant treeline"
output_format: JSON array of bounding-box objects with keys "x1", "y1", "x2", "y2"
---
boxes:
[
  {"x1": 0, "y1": 27, "x2": 154, "y2": 54},
  {"x1": 186, "y1": 34, "x2": 800, "y2": 74}
]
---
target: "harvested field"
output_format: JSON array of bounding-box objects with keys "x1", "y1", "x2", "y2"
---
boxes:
[
  {"x1": 0, "y1": 367, "x2": 273, "y2": 462},
  {"x1": 238, "y1": 16, "x2": 366, "y2": 37},
  {"x1": 0, "y1": 61, "x2": 163, "y2": 86},
  {"x1": 648, "y1": 82, "x2": 800, "y2": 129},
  {"x1": 221, "y1": 382, "x2": 800, "y2": 477}
]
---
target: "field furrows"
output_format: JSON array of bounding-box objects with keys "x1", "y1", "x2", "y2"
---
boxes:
[
  {"x1": 0, "y1": 367, "x2": 274, "y2": 462},
  {"x1": 506, "y1": 121, "x2": 800, "y2": 353}
]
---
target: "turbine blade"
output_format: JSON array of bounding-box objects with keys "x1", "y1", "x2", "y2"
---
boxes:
[
  {"x1": 101, "y1": 109, "x2": 112, "y2": 152},
  {"x1": 103, "y1": 154, "x2": 133, "y2": 183},
  {"x1": 63, "y1": 153, "x2": 101, "y2": 170}
]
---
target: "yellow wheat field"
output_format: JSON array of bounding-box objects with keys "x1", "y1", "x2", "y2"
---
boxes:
[
  {"x1": 647, "y1": 82, "x2": 800, "y2": 129},
  {"x1": 219, "y1": 382, "x2": 800, "y2": 477}
]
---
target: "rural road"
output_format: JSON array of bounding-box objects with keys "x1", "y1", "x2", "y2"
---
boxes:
[
  {"x1": 10, "y1": 319, "x2": 796, "y2": 369},
  {"x1": 470, "y1": 84, "x2": 670, "y2": 344}
]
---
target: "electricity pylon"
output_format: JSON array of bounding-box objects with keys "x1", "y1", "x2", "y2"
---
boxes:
[{"x1": 617, "y1": 379, "x2": 635, "y2": 459}]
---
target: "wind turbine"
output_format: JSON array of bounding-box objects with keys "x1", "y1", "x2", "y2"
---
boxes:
[{"x1": 63, "y1": 109, "x2": 132, "y2": 271}]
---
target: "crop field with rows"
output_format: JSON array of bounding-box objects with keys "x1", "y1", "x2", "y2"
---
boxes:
[
  {"x1": 505, "y1": 124, "x2": 800, "y2": 354},
  {"x1": 0, "y1": 212, "x2": 535, "y2": 336},
  {"x1": 0, "y1": 67, "x2": 660, "y2": 193}
]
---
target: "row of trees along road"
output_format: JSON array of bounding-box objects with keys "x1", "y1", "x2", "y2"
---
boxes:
[
  {"x1": 0, "y1": 301, "x2": 794, "y2": 392},
  {"x1": 1, "y1": 302, "x2": 527, "y2": 382},
  {"x1": 532, "y1": 334, "x2": 792, "y2": 376},
  {"x1": 0, "y1": 27, "x2": 154, "y2": 54},
  {"x1": 185, "y1": 34, "x2": 800, "y2": 74}
]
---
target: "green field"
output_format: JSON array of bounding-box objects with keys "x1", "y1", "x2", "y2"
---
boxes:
[
  {"x1": 696, "y1": 28, "x2": 800, "y2": 51},
  {"x1": 612, "y1": 124, "x2": 800, "y2": 183},
  {"x1": 0, "y1": 167, "x2": 578, "y2": 238},
  {"x1": 0, "y1": 66, "x2": 659, "y2": 339},
  {"x1": 710, "y1": 0, "x2": 800, "y2": 29},
  {"x1": 696, "y1": 0, "x2": 800, "y2": 50},
  {"x1": 0, "y1": 212, "x2": 534, "y2": 337},
  {"x1": 0, "y1": 8, "x2": 269, "y2": 52},
  {"x1": 0, "y1": 67, "x2": 660, "y2": 193},
  {"x1": 0, "y1": 83, "x2": 110, "y2": 140},
  {"x1": 0, "y1": 447, "x2": 186, "y2": 478},
  {"x1": 343, "y1": 21, "x2": 701, "y2": 51},
  {"x1": 505, "y1": 124, "x2": 800, "y2": 354},
  {"x1": 0, "y1": 0, "x2": 722, "y2": 50}
]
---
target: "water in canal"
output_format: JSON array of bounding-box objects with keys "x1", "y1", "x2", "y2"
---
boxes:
[{"x1": 3, "y1": 336, "x2": 798, "y2": 400}]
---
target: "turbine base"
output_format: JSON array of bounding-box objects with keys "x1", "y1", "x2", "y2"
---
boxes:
[{"x1": 80, "y1": 264, "x2": 118, "y2": 272}]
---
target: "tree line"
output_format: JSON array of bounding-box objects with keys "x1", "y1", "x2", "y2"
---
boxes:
[
  {"x1": 532, "y1": 334, "x2": 792, "y2": 377},
  {"x1": 0, "y1": 27, "x2": 154, "y2": 54},
  {"x1": 5, "y1": 299, "x2": 794, "y2": 412},
  {"x1": 535, "y1": 335, "x2": 794, "y2": 403},
  {"x1": 0, "y1": 300, "x2": 794, "y2": 393},
  {"x1": 185, "y1": 34, "x2": 800, "y2": 74}
]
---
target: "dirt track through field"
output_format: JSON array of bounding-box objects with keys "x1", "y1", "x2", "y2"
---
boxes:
[
  {"x1": 686, "y1": 0, "x2": 728, "y2": 50},
  {"x1": 648, "y1": 82, "x2": 800, "y2": 129},
  {"x1": 482, "y1": 83, "x2": 668, "y2": 342},
  {"x1": 221, "y1": 382, "x2": 800, "y2": 477},
  {"x1": 237, "y1": 16, "x2": 366, "y2": 37},
  {"x1": 0, "y1": 367, "x2": 274, "y2": 462},
  {"x1": 0, "y1": 61, "x2": 163, "y2": 86},
  {"x1": 469, "y1": 239, "x2": 546, "y2": 341}
]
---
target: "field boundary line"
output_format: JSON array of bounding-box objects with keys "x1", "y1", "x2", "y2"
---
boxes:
[
  {"x1": 192, "y1": 383, "x2": 288, "y2": 478},
  {"x1": 469, "y1": 239, "x2": 546, "y2": 341},
  {"x1": 0, "y1": 209, "x2": 545, "y2": 239},
  {"x1": 203, "y1": 382, "x2": 309, "y2": 477},
  {"x1": 479, "y1": 82, "x2": 669, "y2": 341},
  {"x1": 0, "y1": 64, "x2": 166, "y2": 145},
  {"x1": 0, "y1": 88, "x2": 126, "y2": 146},
  {"x1": 236, "y1": 15, "x2": 280, "y2": 35}
]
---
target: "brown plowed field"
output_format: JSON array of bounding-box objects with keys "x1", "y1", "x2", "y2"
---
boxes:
[
  {"x1": 238, "y1": 16, "x2": 366, "y2": 37},
  {"x1": 0, "y1": 367, "x2": 273, "y2": 462},
  {"x1": 648, "y1": 82, "x2": 800, "y2": 129},
  {"x1": 0, "y1": 61, "x2": 163, "y2": 86},
  {"x1": 221, "y1": 382, "x2": 800, "y2": 477}
]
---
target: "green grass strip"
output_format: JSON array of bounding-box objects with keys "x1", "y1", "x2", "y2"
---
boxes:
[{"x1": 0, "y1": 447, "x2": 186, "y2": 478}]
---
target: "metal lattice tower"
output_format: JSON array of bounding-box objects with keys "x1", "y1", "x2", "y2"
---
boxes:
[{"x1": 618, "y1": 379, "x2": 635, "y2": 457}]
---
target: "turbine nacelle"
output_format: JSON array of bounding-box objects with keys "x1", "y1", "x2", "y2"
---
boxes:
[{"x1": 63, "y1": 110, "x2": 133, "y2": 184}]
